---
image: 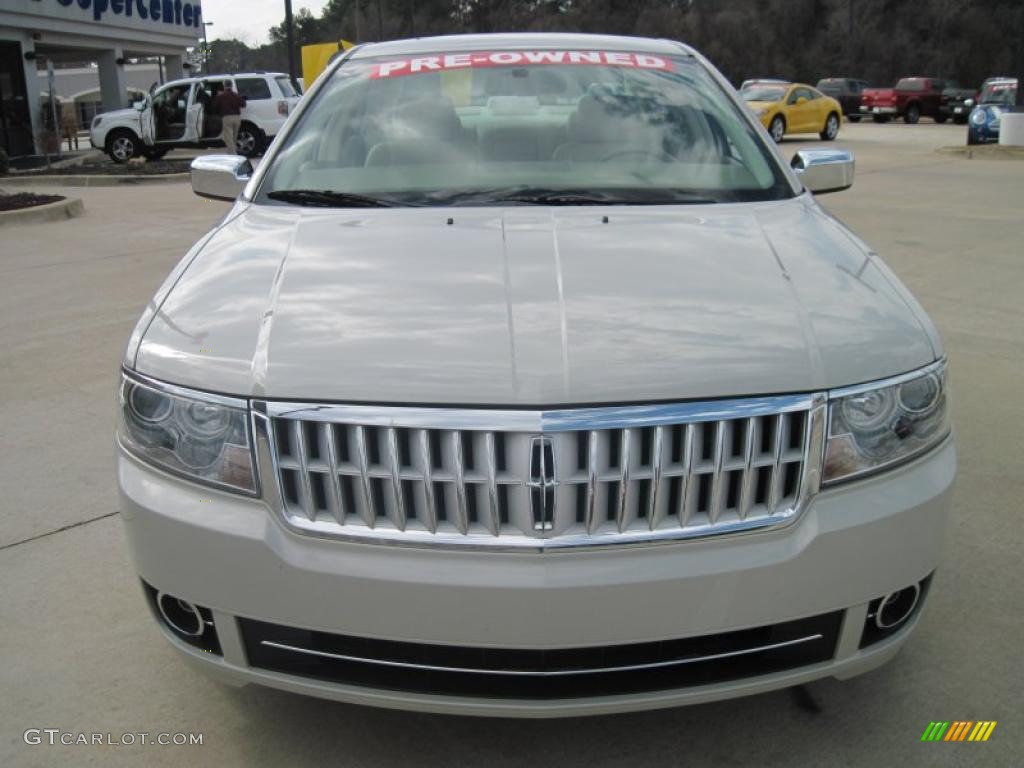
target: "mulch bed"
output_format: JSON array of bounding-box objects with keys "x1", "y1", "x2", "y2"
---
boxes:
[
  {"x1": 12, "y1": 159, "x2": 192, "y2": 177},
  {"x1": 0, "y1": 193, "x2": 66, "y2": 212}
]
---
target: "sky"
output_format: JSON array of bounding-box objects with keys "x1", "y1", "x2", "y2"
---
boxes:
[{"x1": 199, "y1": 0, "x2": 331, "y2": 46}]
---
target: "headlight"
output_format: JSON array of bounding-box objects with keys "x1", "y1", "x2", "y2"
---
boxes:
[
  {"x1": 92, "y1": 116, "x2": 102, "y2": 128},
  {"x1": 971, "y1": 109, "x2": 988, "y2": 125},
  {"x1": 755, "y1": 108, "x2": 769, "y2": 117},
  {"x1": 823, "y1": 361, "x2": 949, "y2": 484},
  {"x1": 118, "y1": 372, "x2": 256, "y2": 494},
  {"x1": 965, "y1": 98, "x2": 974, "y2": 107}
]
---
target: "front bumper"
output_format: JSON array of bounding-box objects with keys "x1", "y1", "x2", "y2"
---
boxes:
[{"x1": 119, "y1": 436, "x2": 955, "y2": 716}]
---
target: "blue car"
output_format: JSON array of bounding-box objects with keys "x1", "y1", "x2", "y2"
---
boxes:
[{"x1": 968, "y1": 78, "x2": 1018, "y2": 144}]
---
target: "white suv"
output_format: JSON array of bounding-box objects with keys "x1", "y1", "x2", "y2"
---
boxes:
[{"x1": 90, "y1": 72, "x2": 300, "y2": 162}]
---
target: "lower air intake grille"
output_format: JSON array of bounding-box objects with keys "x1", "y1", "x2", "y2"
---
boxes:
[{"x1": 239, "y1": 612, "x2": 842, "y2": 699}]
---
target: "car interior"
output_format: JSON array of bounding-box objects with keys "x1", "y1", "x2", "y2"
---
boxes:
[{"x1": 152, "y1": 85, "x2": 189, "y2": 141}]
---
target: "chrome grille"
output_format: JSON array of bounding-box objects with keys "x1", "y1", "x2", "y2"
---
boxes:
[{"x1": 254, "y1": 395, "x2": 826, "y2": 550}]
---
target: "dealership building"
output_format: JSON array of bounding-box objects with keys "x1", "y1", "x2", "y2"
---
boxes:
[{"x1": 1, "y1": 0, "x2": 202, "y2": 156}]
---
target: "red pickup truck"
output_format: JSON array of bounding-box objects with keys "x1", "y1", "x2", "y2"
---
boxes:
[{"x1": 860, "y1": 77, "x2": 949, "y2": 124}]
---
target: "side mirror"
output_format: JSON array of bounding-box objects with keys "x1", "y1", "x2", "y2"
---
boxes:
[
  {"x1": 190, "y1": 155, "x2": 253, "y2": 201},
  {"x1": 791, "y1": 148, "x2": 854, "y2": 194},
  {"x1": 796, "y1": 96, "x2": 808, "y2": 104},
  {"x1": 133, "y1": 99, "x2": 147, "y2": 111}
]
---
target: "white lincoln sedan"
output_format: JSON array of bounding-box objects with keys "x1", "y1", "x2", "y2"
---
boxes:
[{"x1": 117, "y1": 33, "x2": 955, "y2": 717}]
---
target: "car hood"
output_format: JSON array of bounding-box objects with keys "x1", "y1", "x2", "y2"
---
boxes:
[{"x1": 132, "y1": 197, "x2": 938, "y2": 405}]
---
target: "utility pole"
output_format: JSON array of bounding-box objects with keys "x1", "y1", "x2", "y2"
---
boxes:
[
  {"x1": 1017, "y1": 4, "x2": 1024, "y2": 111},
  {"x1": 47, "y1": 59, "x2": 61, "y2": 163},
  {"x1": 354, "y1": 0, "x2": 362, "y2": 42},
  {"x1": 202, "y1": 21, "x2": 214, "y2": 74},
  {"x1": 284, "y1": 0, "x2": 298, "y2": 88},
  {"x1": 848, "y1": 0, "x2": 854, "y2": 74}
]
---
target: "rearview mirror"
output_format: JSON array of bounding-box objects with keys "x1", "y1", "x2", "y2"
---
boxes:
[
  {"x1": 791, "y1": 148, "x2": 854, "y2": 194},
  {"x1": 190, "y1": 155, "x2": 253, "y2": 201}
]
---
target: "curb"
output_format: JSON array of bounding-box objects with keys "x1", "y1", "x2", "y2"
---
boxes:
[
  {"x1": 0, "y1": 172, "x2": 190, "y2": 188},
  {"x1": 0, "y1": 197, "x2": 85, "y2": 227},
  {"x1": 936, "y1": 145, "x2": 1024, "y2": 160}
]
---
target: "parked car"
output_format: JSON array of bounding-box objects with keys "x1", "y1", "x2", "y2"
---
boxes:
[
  {"x1": 939, "y1": 81, "x2": 977, "y2": 125},
  {"x1": 740, "y1": 78, "x2": 788, "y2": 91},
  {"x1": 968, "y1": 77, "x2": 1018, "y2": 144},
  {"x1": 816, "y1": 77, "x2": 869, "y2": 122},
  {"x1": 90, "y1": 72, "x2": 300, "y2": 162},
  {"x1": 860, "y1": 77, "x2": 947, "y2": 123},
  {"x1": 743, "y1": 82, "x2": 843, "y2": 142},
  {"x1": 119, "y1": 33, "x2": 954, "y2": 717}
]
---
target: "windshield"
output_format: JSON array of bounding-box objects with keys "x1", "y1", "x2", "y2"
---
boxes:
[
  {"x1": 256, "y1": 49, "x2": 792, "y2": 207},
  {"x1": 980, "y1": 82, "x2": 1017, "y2": 105},
  {"x1": 741, "y1": 85, "x2": 786, "y2": 102},
  {"x1": 275, "y1": 76, "x2": 298, "y2": 98}
]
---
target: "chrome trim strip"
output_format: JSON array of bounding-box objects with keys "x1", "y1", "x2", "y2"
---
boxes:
[
  {"x1": 767, "y1": 414, "x2": 786, "y2": 514},
  {"x1": 418, "y1": 429, "x2": 437, "y2": 533},
  {"x1": 451, "y1": 431, "x2": 469, "y2": 534},
  {"x1": 262, "y1": 393, "x2": 818, "y2": 432},
  {"x1": 827, "y1": 358, "x2": 946, "y2": 400},
  {"x1": 708, "y1": 421, "x2": 727, "y2": 525},
  {"x1": 123, "y1": 368, "x2": 249, "y2": 410},
  {"x1": 738, "y1": 417, "x2": 757, "y2": 520},
  {"x1": 258, "y1": 633, "x2": 824, "y2": 678},
  {"x1": 584, "y1": 430, "x2": 599, "y2": 535},
  {"x1": 678, "y1": 423, "x2": 695, "y2": 528},
  {"x1": 616, "y1": 429, "x2": 631, "y2": 533},
  {"x1": 354, "y1": 426, "x2": 376, "y2": 529},
  {"x1": 386, "y1": 427, "x2": 406, "y2": 531},
  {"x1": 292, "y1": 420, "x2": 315, "y2": 522},
  {"x1": 648, "y1": 425, "x2": 665, "y2": 531},
  {"x1": 484, "y1": 432, "x2": 501, "y2": 536},
  {"x1": 323, "y1": 423, "x2": 345, "y2": 525}
]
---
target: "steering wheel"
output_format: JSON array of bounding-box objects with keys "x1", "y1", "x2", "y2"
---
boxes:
[{"x1": 601, "y1": 149, "x2": 674, "y2": 163}]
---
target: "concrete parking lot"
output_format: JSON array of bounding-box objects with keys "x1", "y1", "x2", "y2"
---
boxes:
[{"x1": 1, "y1": 121, "x2": 1021, "y2": 767}]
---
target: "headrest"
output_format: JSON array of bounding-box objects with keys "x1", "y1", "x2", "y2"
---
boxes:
[
  {"x1": 568, "y1": 87, "x2": 649, "y2": 143},
  {"x1": 386, "y1": 96, "x2": 462, "y2": 141},
  {"x1": 486, "y1": 96, "x2": 541, "y2": 115}
]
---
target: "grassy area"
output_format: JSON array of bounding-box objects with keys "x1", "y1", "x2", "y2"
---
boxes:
[{"x1": 10, "y1": 159, "x2": 192, "y2": 176}]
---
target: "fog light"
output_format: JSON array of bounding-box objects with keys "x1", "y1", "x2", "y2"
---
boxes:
[
  {"x1": 157, "y1": 592, "x2": 204, "y2": 637},
  {"x1": 142, "y1": 581, "x2": 222, "y2": 655},
  {"x1": 860, "y1": 574, "x2": 931, "y2": 648},
  {"x1": 875, "y1": 584, "x2": 920, "y2": 629}
]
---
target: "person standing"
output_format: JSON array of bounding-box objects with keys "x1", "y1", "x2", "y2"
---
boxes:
[{"x1": 211, "y1": 82, "x2": 247, "y2": 154}]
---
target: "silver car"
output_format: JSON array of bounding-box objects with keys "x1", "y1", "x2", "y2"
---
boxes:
[{"x1": 118, "y1": 33, "x2": 955, "y2": 717}]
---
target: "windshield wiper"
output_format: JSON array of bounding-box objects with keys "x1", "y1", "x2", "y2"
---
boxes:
[
  {"x1": 266, "y1": 189, "x2": 409, "y2": 208},
  {"x1": 483, "y1": 188, "x2": 716, "y2": 206}
]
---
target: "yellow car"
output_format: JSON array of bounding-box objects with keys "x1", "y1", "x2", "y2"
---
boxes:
[{"x1": 742, "y1": 82, "x2": 843, "y2": 143}]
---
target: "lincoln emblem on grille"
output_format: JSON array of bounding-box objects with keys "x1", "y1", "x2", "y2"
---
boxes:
[{"x1": 527, "y1": 435, "x2": 557, "y2": 532}]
